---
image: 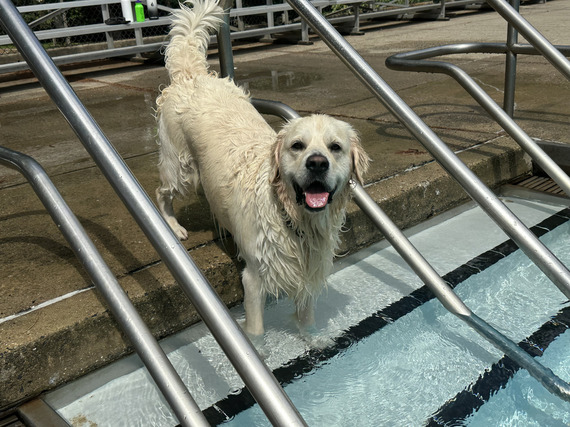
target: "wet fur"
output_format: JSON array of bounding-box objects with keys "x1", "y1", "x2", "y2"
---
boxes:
[{"x1": 155, "y1": 0, "x2": 370, "y2": 336}]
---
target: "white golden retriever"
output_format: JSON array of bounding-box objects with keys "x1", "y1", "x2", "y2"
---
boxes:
[{"x1": 155, "y1": 0, "x2": 370, "y2": 337}]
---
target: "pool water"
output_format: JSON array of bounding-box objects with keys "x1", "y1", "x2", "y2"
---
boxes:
[{"x1": 45, "y1": 193, "x2": 570, "y2": 426}]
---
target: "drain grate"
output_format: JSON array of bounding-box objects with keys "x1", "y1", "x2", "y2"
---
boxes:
[
  {"x1": 511, "y1": 175, "x2": 566, "y2": 196},
  {"x1": 0, "y1": 414, "x2": 23, "y2": 427}
]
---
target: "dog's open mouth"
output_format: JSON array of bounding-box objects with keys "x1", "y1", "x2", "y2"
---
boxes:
[{"x1": 294, "y1": 181, "x2": 335, "y2": 211}]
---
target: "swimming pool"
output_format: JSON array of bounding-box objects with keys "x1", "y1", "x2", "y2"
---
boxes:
[{"x1": 45, "y1": 191, "x2": 570, "y2": 425}]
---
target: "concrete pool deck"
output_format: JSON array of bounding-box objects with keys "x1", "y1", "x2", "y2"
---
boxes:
[{"x1": 0, "y1": 0, "x2": 569, "y2": 411}]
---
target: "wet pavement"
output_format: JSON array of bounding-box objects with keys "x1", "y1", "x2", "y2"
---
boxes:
[{"x1": 0, "y1": 1, "x2": 568, "y2": 410}]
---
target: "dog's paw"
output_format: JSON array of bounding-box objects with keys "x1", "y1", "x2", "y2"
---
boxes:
[
  {"x1": 237, "y1": 319, "x2": 269, "y2": 358},
  {"x1": 169, "y1": 221, "x2": 188, "y2": 240},
  {"x1": 175, "y1": 225, "x2": 189, "y2": 240},
  {"x1": 295, "y1": 320, "x2": 334, "y2": 349},
  {"x1": 300, "y1": 328, "x2": 334, "y2": 349}
]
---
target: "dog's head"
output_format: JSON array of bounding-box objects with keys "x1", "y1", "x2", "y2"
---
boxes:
[{"x1": 272, "y1": 114, "x2": 369, "y2": 218}]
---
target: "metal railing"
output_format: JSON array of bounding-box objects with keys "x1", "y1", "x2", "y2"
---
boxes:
[
  {"x1": 3, "y1": 0, "x2": 570, "y2": 422},
  {"x1": 269, "y1": 0, "x2": 570, "y2": 403},
  {"x1": 0, "y1": 0, "x2": 486, "y2": 74},
  {"x1": 0, "y1": 0, "x2": 170, "y2": 74},
  {"x1": 385, "y1": 0, "x2": 570, "y2": 195},
  {"x1": 0, "y1": 146, "x2": 208, "y2": 426},
  {"x1": 0, "y1": 1, "x2": 307, "y2": 425}
]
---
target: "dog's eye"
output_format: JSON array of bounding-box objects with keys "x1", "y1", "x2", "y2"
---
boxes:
[
  {"x1": 291, "y1": 141, "x2": 305, "y2": 151},
  {"x1": 329, "y1": 142, "x2": 342, "y2": 153}
]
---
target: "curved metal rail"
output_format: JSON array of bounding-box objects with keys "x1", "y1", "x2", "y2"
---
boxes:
[
  {"x1": 385, "y1": 42, "x2": 570, "y2": 197},
  {"x1": 0, "y1": 2, "x2": 306, "y2": 426},
  {"x1": 0, "y1": 146, "x2": 207, "y2": 427}
]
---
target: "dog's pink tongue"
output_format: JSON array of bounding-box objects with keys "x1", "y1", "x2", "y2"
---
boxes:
[{"x1": 305, "y1": 190, "x2": 329, "y2": 209}]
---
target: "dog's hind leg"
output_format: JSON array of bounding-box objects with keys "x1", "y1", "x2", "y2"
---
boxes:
[
  {"x1": 242, "y1": 265, "x2": 266, "y2": 337},
  {"x1": 155, "y1": 115, "x2": 198, "y2": 240},
  {"x1": 156, "y1": 186, "x2": 189, "y2": 240}
]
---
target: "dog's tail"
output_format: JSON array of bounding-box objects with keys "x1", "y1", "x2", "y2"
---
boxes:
[{"x1": 164, "y1": 0, "x2": 223, "y2": 83}]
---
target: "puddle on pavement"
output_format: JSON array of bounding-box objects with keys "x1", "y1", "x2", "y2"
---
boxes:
[{"x1": 236, "y1": 70, "x2": 323, "y2": 92}]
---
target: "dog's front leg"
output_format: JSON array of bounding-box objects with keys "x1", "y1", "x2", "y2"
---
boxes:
[
  {"x1": 296, "y1": 296, "x2": 332, "y2": 347},
  {"x1": 295, "y1": 296, "x2": 316, "y2": 332},
  {"x1": 242, "y1": 265, "x2": 266, "y2": 337}
]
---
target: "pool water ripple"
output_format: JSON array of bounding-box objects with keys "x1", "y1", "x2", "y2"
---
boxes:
[{"x1": 45, "y1": 198, "x2": 570, "y2": 426}]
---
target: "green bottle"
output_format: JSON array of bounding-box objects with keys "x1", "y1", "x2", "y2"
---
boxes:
[{"x1": 134, "y1": 0, "x2": 145, "y2": 22}]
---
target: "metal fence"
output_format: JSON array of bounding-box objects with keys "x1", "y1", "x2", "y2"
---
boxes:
[{"x1": 0, "y1": 0, "x2": 485, "y2": 73}]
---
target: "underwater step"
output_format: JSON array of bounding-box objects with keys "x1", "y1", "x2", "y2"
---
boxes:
[{"x1": 42, "y1": 190, "x2": 570, "y2": 425}]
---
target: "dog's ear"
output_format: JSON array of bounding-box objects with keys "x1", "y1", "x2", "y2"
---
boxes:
[
  {"x1": 271, "y1": 130, "x2": 285, "y2": 184},
  {"x1": 350, "y1": 131, "x2": 371, "y2": 185}
]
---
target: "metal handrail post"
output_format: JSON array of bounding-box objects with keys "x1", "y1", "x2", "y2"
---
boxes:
[
  {"x1": 0, "y1": 2, "x2": 306, "y2": 425},
  {"x1": 216, "y1": 0, "x2": 234, "y2": 79},
  {"x1": 285, "y1": 0, "x2": 570, "y2": 300},
  {"x1": 486, "y1": 0, "x2": 570, "y2": 79},
  {"x1": 350, "y1": 180, "x2": 570, "y2": 401},
  {"x1": 503, "y1": 0, "x2": 519, "y2": 117},
  {"x1": 214, "y1": 4, "x2": 303, "y2": 124},
  {"x1": 0, "y1": 146, "x2": 207, "y2": 427}
]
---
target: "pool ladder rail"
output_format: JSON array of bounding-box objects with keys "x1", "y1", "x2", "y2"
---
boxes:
[
  {"x1": 279, "y1": 0, "x2": 570, "y2": 406},
  {"x1": 1, "y1": 0, "x2": 570, "y2": 425}
]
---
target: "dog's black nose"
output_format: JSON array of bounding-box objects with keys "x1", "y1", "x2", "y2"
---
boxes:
[{"x1": 306, "y1": 154, "x2": 329, "y2": 173}]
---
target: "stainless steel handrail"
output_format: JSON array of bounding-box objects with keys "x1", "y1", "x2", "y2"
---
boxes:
[
  {"x1": 350, "y1": 180, "x2": 570, "y2": 401},
  {"x1": 285, "y1": 0, "x2": 570, "y2": 303},
  {"x1": 262, "y1": 0, "x2": 570, "y2": 403},
  {"x1": 0, "y1": 146, "x2": 207, "y2": 427},
  {"x1": 385, "y1": 42, "x2": 570, "y2": 197},
  {"x1": 248, "y1": 96, "x2": 570, "y2": 403},
  {"x1": 0, "y1": 1, "x2": 306, "y2": 425},
  {"x1": 486, "y1": 0, "x2": 570, "y2": 79}
]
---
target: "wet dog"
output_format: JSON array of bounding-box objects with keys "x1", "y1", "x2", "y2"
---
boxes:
[{"x1": 155, "y1": 0, "x2": 369, "y2": 337}]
